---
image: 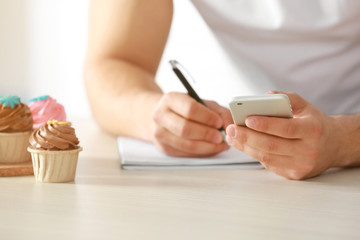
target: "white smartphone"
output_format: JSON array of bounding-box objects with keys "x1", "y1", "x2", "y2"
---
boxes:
[{"x1": 229, "y1": 94, "x2": 293, "y2": 126}]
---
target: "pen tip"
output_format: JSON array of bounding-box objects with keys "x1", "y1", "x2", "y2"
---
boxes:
[{"x1": 169, "y1": 60, "x2": 177, "y2": 68}]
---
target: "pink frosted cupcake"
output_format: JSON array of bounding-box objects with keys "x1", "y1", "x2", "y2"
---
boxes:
[
  {"x1": 29, "y1": 95, "x2": 66, "y2": 129},
  {"x1": 0, "y1": 96, "x2": 33, "y2": 163}
]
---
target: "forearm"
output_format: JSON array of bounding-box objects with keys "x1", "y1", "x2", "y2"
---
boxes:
[
  {"x1": 84, "y1": 58, "x2": 163, "y2": 141},
  {"x1": 333, "y1": 113, "x2": 360, "y2": 167},
  {"x1": 84, "y1": 0, "x2": 173, "y2": 141}
]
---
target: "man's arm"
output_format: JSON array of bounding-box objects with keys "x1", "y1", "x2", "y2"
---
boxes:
[
  {"x1": 84, "y1": 0, "x2": 173, "y2": 141},
  {"x1": 84, "y1": 0, "x2": 232, "y2": 157},
  {"x1": 333, "y1": 113, "x2": 360, "y2": 168}
]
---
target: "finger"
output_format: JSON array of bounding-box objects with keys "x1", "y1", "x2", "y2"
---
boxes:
[
  {"x1": 245, "y1": 116, "x2": 311, "y2": 139},
  {"x1": 226, "y1": 133, "x2": 297, "y2": 178},
  {"x1": 156, "y1": 109, "x2": 224, "y2": 143},
  {"x1": 241, "y1": 144, "x2": 308, "y2": 179},
  {"x1": 241, "y1": 143, "x2": 291, "y2": 168},
  {"x1": 205, "y1": 100, "x2": 234, "y2": 128},
  {"x1": 226, "y1": 131, "x2": 293, "y2": 170},
  {"x1": 162, "y1": 92, "x2": 223, "y2": 128},
  {"x1": 228, "y1": 129, "x2": 312, "y2": 180},
  {"x1": 226, "y1": 124, "x2": 301, "y2": 155},
  {"x1": 154, "y1": 125, "x2": 229, "y2": 156}
]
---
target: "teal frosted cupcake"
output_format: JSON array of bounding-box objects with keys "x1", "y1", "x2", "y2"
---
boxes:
[{"x1": 0, "y1": 96, "x2": 33, "y2": 163}]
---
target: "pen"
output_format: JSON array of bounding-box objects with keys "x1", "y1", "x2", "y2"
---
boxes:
[{"x1": 169, "y1": 60, "x2": 226, "y2": 137}]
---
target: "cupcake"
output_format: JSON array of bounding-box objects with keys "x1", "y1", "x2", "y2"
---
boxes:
[
  {"x1": 0, "y1": 96, "x2": 33, "y2": 163},
  {"x1": 27, "y1": 120, "x2": 82, "y2": 183},
  {"x1": 29, "y1": 95, "x2": 66, "y2": 129}
]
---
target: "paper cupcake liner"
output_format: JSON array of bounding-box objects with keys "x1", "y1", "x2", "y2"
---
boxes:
[
  {"x1": 0, "y1": 131, "x2": 32, "y2": 163},
  {"x1": 27, "y1": 147, "x2": 82, "y2": 183}
]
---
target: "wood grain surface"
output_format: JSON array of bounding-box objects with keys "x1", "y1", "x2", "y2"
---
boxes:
[
  {"x1": 1, "y1": 118, "x2": 360, "y2": 240},
  {"x1": 0, "y1": 160, "x2": 33, "y2": 177}
]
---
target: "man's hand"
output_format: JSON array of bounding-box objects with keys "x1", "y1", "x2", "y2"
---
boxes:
[
  {"x1": 226, "y1": 91, "x2": 345, "y2": 180},
  {"x1": 152, "y1": 92, "x2": 232, "y2": 157}
]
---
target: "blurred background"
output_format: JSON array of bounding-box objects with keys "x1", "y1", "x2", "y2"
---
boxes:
[
  {"x1": 0, "y1": 0, "x2": 242, "y2": 118},
  {"x1": 0, "y1": 0, "x2": 89, "y2": 117}
]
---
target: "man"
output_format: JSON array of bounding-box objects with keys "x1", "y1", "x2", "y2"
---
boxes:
[{"x1": 84, "y1": 0, "x2": 360, "y2": 180}]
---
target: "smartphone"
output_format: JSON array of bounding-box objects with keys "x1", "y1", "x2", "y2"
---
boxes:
[{"x1": 229, "y1": 94, "x2": 293, "y2": 126}]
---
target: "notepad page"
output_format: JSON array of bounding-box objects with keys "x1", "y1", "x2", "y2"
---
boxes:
[{"x1": 117, "y1": 137, "x2": 262, "y2": 170}]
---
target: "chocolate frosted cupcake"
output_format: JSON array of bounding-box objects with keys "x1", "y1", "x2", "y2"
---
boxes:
[
  {"x1": 0, "y1": 96, "x2": 33, "y2": 163},
  {"x1": 27, "y1": 120, "x2": 82, "y2": 183}
]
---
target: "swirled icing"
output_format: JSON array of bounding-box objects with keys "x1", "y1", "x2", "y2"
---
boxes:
[
  {"x1": 29, "y1": 121, "x2": 80, "y2": 150},
  {"x1": 0, "y1": 96, "x2": 33, "y2": 132},
  {"x1": 29, "y1": 96, "x2": 66, "y2": 129}
]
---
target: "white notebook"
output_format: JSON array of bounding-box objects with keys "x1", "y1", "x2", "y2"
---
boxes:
[{"x1": 117, "y1": 137, "x2": 262, "y2": 170}]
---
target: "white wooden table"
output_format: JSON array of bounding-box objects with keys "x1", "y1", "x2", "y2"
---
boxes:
[{"x1": 1, "y1": 118, "x2": 359, "y2": 240}]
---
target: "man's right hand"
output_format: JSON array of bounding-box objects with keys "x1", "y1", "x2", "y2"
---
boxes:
[
  {"x1": 85, "y1": 0, "x2": 233, "y2": 157},
  {"x1": 151, "y1": 92, "x2": 231, "y2": 157}
]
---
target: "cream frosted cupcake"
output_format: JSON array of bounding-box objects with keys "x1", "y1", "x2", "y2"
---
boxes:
[
  {"x1": 29, "y1": 95, "x2": 66, "y2": 129},
  {"x1": 27, "y1": 120, "x2": 82, "y2": 183},
  {"x1": 0, "y1": 96, "x2": 33, "y2": 163}
]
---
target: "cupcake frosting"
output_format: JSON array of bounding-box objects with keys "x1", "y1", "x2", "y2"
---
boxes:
[
  {"x1": 29, "y1": 120, "x2": 80, "y2": 150},
  {"x1": 0, "y1": 96, "x2": 33, "y2": 133},
  {"x1": 29, "y1": 95, "x2": 66, "y2": 129}
]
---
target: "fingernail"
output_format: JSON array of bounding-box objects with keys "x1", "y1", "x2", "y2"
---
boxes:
[
  {"x1": 225, "y1": 135, "x2": 233, "y2": 145},
  {"x1": 226, "y1": 125, "x2": 236, "y2": 138},
  {"x1": 245, "y1": 117, "x2": 256, "y2": 128},
  {"x1": 213, "y1": 132, "x2": 223, "y2": 143},
  {"x1": 216, "y1": 118, "x2": 223, "y2": 128}
]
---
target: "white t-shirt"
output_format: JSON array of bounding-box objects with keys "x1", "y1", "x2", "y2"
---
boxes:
[{"x1": 190, "y1": 0, "x2": 360, "y2": 115}]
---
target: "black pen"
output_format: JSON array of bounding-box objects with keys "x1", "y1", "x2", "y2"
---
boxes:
[{"x1": 169, "y1": 60, "x2": 226, "y2": 137}]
